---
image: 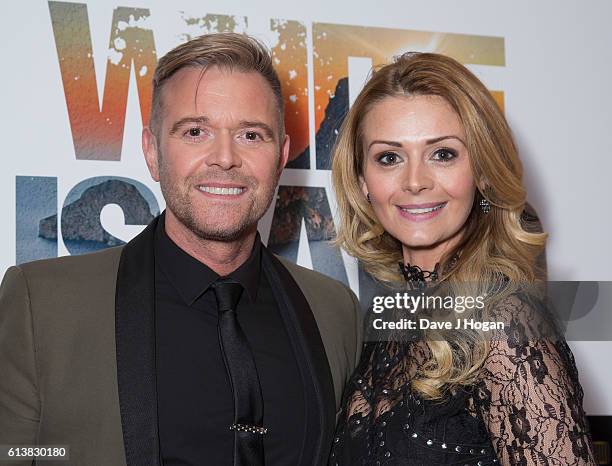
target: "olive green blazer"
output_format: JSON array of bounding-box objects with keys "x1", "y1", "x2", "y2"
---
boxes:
[{"x1": 0, "y1": 217, "x2": 362, "y2": 466}]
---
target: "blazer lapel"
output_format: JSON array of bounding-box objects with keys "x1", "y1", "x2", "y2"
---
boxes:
[
  {"x1": 115, "y1": 221, "x2": 336, "y2": 465},
  {"x1": 261, "y1": 248, "x2": 336, "y2": 466},
  {"x1": 115, "y1": 216, "x2": 161, "y2": 466}
]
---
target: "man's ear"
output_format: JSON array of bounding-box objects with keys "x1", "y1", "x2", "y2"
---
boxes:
[
  {"x1": 142, "y1": 127, "x2": 160, "y2": 182},
  {"x1": 277, "y1": 133, "x2": 290, "y2": 175}
]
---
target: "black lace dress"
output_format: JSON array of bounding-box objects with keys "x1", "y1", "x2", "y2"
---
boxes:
[{"x1": 330, "y1": 290, "x2": 596, "y2": 465}]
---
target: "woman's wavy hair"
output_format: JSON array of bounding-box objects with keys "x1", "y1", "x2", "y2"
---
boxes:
[{"x1": 331, "y1": 52, "x2": 547, "y2": 399}]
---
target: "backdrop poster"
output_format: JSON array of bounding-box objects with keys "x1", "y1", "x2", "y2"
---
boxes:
[{"x1": 1, "y1": 0, "x2": 610, "y2": 450}]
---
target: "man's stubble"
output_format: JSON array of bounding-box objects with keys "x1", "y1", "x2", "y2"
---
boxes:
[{"x1": 157, "y1": 149, "x2": 280, "y2": 243}]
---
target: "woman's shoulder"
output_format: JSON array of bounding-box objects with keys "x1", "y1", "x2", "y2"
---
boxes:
[
  {"x1": 485, "y1": 283, "x2": 562, "y2": 340},
  {"x1": 480, "y1": 285, "x2": 583, "y2": 395}
]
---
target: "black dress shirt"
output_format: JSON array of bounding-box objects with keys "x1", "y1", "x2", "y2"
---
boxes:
[{"x1": 154, "y1": 221, "x2": 305, "y2": 465}]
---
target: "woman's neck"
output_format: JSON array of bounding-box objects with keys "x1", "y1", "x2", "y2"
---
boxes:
[
  {"x1": 401, "y1": 232, "x2": 463, "y2": 271},
  {"x1": 401, "y1": 247, "x2": 443, "y2": 272}
]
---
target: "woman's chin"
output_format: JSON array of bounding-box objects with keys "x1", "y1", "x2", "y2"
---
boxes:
[{"x1": 399, "y1": 238, "x2": 439, "y2": 250}]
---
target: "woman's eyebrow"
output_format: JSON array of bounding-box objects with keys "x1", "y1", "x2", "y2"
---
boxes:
[
  {"x1": 367, "y1": 135, "x2": 466, "y2": 149},
  {"x1": 368, "y1": 140, "x2": 402, "y2": 150},
  {"x1": 425, "y1": 135, "x2": 466, "y2": 146}
]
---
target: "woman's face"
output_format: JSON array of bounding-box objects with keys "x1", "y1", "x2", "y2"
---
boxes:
[{"x1": 360, "y1": 95, "x2": 476, "y2": 261}]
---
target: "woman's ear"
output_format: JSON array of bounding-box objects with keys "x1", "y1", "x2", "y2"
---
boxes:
[
  {"x1": 360, "y1": 175, "x2": 369, "y2": 198},
  {"x1": 477, "y1": 176, "x2": 489, "y2": 193}
]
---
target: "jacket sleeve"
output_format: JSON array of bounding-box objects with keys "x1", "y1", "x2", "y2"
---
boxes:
[{"x1": 0, "y1": 266, "x2": 40, "y2": 457}]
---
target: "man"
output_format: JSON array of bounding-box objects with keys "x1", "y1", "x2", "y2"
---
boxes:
[{"x1": 0, "y1": 33, "x2": 362, "y2": 466}]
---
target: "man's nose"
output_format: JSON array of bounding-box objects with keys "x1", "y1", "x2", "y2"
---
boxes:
[{"x1": 204, "y1": 131, "x2": 242, "y2": 170}]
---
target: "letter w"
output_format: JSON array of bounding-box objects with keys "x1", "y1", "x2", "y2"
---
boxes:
[{"x1": 49, "y1": 2, "x2": 157, "y2": 160}]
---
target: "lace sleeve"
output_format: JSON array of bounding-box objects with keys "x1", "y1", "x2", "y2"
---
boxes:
[{"x1": 474, "y1": 293, "x2": 596, "y2": 465}]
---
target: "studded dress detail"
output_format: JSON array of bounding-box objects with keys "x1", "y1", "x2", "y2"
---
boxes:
[{"x1": 330, "y1": 272, "x2": 596, "y2": 465}]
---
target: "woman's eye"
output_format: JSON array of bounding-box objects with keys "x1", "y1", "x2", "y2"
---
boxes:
[
  {"x1": 377, "y1": 152, "x2": 400, "y2": 165},
  {"x1": 431, "y1": 148, "x2": 457, "y2": 162}
]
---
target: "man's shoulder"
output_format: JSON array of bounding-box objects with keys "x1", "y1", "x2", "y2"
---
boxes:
[
  {"x1": 275, "y1": 255, "x2": 348, "y2": 289},
  {"x1": 272, "y1": 255, "x2": 364, "y2": 397},
  {"x1": 12, "y1": 246, "x2": 124, "y2": 283},
  {"x1": 273, "y1": 254, "x2": 358, "y2": 307}
]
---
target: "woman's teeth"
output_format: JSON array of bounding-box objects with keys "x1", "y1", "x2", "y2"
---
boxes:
[{"x1": 400, "y1": 203, "x2": 445, "y2": 214}]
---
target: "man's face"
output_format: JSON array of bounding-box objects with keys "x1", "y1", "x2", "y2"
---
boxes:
[{"x1": 143, "y1": 66, "x2": 289, "y2": 242}]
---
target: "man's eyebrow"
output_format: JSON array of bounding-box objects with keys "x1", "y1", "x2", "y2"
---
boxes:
[
  {"x1": 168, "y1": 117, "x2": 276, "y2": 140},
  {"x1": 238, "y1": 121, "x2": 275, "y2": 140},
  {"x1": 169, "y1": 117, "x2": 209, "y2": 135},
  {"x1": 367, "y1": 135, "x2": 466, "y2": 150}
]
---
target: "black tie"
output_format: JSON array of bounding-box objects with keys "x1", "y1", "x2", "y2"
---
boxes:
[{"x1": 213, "y1": 279, "x2": 265, "y2": 466}]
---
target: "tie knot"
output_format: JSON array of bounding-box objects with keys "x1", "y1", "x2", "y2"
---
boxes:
[{"x1": 213, "y1": 279, "x2": 243, "y2": 312}]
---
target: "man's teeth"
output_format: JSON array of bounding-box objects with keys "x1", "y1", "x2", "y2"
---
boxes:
[
  {"x1": 401, "y1": 203, "x2": 445, "y2": 214},
  {"x1": 199, "y1": 186, "x2": 244, "y2": 195}
]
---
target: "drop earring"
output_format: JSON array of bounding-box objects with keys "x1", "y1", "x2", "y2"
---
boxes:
[{"x1": 480, "y1": 198, "x2": 491, "y2": 214}]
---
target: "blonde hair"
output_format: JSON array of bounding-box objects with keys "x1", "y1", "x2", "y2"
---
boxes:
[
  {"x1": 150, "y1": 32, "x2": 283, "y2": 137},
  {"x1": 331, "y1": 52, "x2": 547, "y2": 399}
]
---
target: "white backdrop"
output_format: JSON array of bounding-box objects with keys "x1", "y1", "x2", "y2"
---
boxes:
[{"x1": 0, "y1": 0, "x2": 610, "y2": 415}]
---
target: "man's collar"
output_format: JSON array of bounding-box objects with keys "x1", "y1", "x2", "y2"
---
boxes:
[{"x1": 154, "y1": 214, "x2": 261, "y2": 305}]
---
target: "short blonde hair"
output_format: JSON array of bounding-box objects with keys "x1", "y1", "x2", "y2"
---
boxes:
[{"x1": 150, "y1": 33, "x2": 283, "y2": 136}]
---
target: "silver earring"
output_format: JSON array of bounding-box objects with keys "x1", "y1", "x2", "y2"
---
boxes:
[
  {"x1": 480, "y1": 198, "x2": 491, "y2": 214},
  {"x1": 367, "y1": 193, "x2": 371, "y2": 203}
]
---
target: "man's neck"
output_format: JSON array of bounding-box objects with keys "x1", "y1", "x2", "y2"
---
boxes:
[{"x1": 164, "y1": 213, "x2": 257, "y2": 276}]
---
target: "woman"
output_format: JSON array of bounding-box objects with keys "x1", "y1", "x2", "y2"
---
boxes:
[{"x1": 330, "y1": 52, "x2": 595, "y2": 465}]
